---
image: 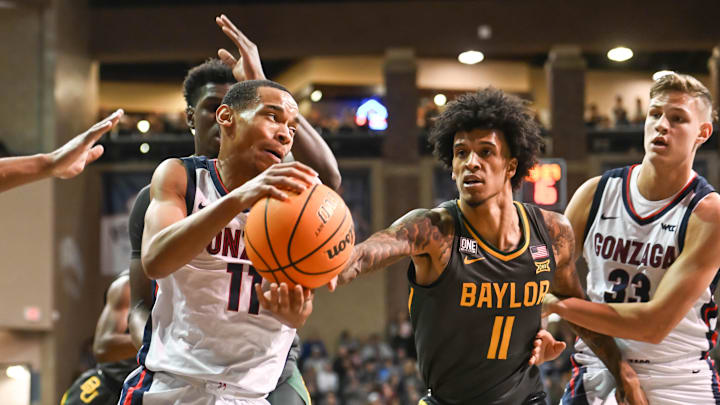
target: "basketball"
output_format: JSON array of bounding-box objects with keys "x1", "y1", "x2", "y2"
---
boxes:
[{"x1": 243, "y1": 183, "x2": 355, "y2": 289}]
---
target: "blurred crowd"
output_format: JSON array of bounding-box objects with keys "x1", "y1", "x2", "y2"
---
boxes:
[
  {"x1": 299, "y1": 311, "x2": 423, "y2": 405},
  {"x1": 585, "y1": 95, "x2": 646, "y2": 129}
]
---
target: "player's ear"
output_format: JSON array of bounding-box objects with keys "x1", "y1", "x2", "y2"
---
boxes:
[
  {"x1": 186, "y1": 106, "x2": 196, "y2": 130},
  {"x1": 451, "y1": 171, "x2": 456, "y2": 180},
  {"x1": 696, "y1": 121, "x2": 713, "y2": 147},
  {"x1": 216, "y1": 104, "x2": 233, "y2": 130},
  {"x1": 507, "y1": 157, "x2": 518, "y2": 179}
]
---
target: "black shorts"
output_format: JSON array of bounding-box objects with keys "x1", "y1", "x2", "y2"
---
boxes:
[{"x1": 61, "y1": 368, "x2": 123, "y2": 405}]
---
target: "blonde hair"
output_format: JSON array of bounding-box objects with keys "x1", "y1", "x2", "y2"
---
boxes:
[{"x1": 650, "y1": 72, "x2": 717, "y2": 122}]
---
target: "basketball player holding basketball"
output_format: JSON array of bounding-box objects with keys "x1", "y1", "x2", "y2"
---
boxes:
[
  {"x1": 118, "y1": 79, "x2": 322, "y2": 404},
  {"x1": 334, "y1": 88, "x2": 645, "y2": 404},
  {"x1": 61, "y1": 271, "x2": 136, "y2": 405},
  {"x1": 543, "y1": 73, "x2": 720, "y2": 404},
  {"x1": 125, "y1": 15, "x2": 339, "y2": 405},
  {"x1": 0, "y1": 109, "x2": 122, "y2": 193}
]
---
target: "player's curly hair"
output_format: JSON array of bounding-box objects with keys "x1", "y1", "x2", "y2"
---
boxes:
[
  {"x1": 429, "y1": 87, "x2": 544, "y2": 190},
  {"x1": 182, "y1": 59, "x2": 235, "y2": 108}
]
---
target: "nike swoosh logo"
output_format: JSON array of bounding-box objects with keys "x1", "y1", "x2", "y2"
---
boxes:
[
  {"x1": 463, "y1": 256, "x2": 485, "y2": 264},
  {"x1": 600, "y1": 214, "x2": 618, "y2": 220}
]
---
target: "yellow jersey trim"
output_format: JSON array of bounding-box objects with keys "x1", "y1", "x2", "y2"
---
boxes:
[
  {"x1": 408, "y1": 287, "x2": 414, "y2": 314},
  {"x1": 459, "y1": 201, "x2": 530, "y2": 261}
]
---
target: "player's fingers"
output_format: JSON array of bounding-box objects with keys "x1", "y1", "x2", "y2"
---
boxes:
[
  {"x1": 289, "y1": 284, "x2": 303, "y2": 312},
  {"x1": 85, "y1": 109, "x2": 123, "y2": 145},
  {"x1": 220, "y1": 14, "x2": 252, "y2": 47},
  {"x1": 277, "y1": 283, "x2": 290, "y2": 313},
  {"x1": 255, "y1": 284, "x2": 270, "y2": 309},
  {"x1": 217, "y1": 49, "x2": 237, "y2": 67},
  {"x1": 85, "y1": 145, "x2": 104, "y2": 164},
  {"x1": 269, "y1": 283, "x2": 280, "y2": 313},
  {"x1": 261, "y1": 184, "x2": 289, "y2": 201},
  {"x1": 265, "y1": 175, "x2": 310, "y2": 194},
  {"x1": 268, "y1": 166, "x2": 319, "y2": 186},
  {"x1": 327, "y1": 275, "x2": 338, "y2": 292},
  {"x1": 554, "y1": 341, "x2": 567, "y2": 352}
]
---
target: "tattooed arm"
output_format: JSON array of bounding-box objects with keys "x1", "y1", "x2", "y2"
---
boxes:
[
  {"x1": 337, "y1": 207, "x2": 454, "y2": 286},
  {"x1": 542, "y1": 210, "x2": 646, "y2": 405}
]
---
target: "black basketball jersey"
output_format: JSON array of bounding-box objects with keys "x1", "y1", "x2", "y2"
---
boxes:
[{"x1": 408, "y1": 200, "x2": 556, "y2": 404}]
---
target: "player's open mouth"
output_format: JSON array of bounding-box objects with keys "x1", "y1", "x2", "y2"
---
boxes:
[
  {"x1": 264, "y1": 149, "x2": 283, "y2": 162},
  {"x1": 650, "y1": 137, "x2": 668, "y2": 149},
  {"x1": 463, "y1": 175, "x2": 484, "y2": 187}
]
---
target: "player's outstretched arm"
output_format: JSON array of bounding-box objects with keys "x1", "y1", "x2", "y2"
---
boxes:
[
  {"x1": 0, "y1": 109, "x2": 122, "y2": 193},
  {"x1": 142, "y1": 160, "x2": 317, "y2": 279},
  {"x1": 542, "y1": 209, "x2": 647, "y2": 405},
  {"x1": 215, "y1": 14, "x2": 341, "y2": 190},
  {"x1": 547, "y1": 193, "x2": 720, "y2": 344},
  {"x1": 92, "y1": 274, "x2": 137, "y2": 363},
  {"x1": 335, "y1": 208, "x2": 453, "y2": 288}
]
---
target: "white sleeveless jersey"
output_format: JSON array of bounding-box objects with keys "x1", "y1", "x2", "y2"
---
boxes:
[
  {"x1": 140, "y1": 156, "x2": 294, "y2": 396},
  {"x1": 576, "y1": 164, "x2": 718, "y2": 364}
]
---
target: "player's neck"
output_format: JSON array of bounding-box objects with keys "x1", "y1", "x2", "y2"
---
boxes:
[
  {"x1": 636, "y1": 159, "x2": 693, "y2": 201},
  {"x1": 459, "y1": 190, "x2": 521, "y2": 252},
  {"x1": 215, "y1": 155, "x2": 255, "y2": 191}
]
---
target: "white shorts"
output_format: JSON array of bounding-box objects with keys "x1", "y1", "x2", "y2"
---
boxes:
[
  {"x1": 118, "y1": 367, "x2": 270, "y2": 405},
  {"x1": 560, "y1": 355, "x2": 720, "y2": 405}
]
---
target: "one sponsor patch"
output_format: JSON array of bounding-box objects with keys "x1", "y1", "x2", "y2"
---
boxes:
[{"x1": 459, "y1": 237, "x2": 478, "y2": 255}]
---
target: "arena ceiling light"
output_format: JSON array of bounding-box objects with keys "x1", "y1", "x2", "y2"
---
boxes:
[
  {"x1": 310, "y1": 90, "x2": 323, "y2": 102},
  {"x1": 6, "y1": 365, "x2": 29, "y2": 380},
  {"x1": 433, "y1": 93, "x2": 447, "y2": 106},
  {"x1": 137, "y1": 120, "x2": 151, "y2": 133},
  {"x1": 607, "y1": 46, "x2": 633, "y2": 62},
  {"x1": 458, "y1": 50, "x2": 485, "y2": 65}
]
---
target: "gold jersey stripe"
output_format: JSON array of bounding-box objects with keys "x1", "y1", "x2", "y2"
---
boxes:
[{"x1": 408, "y1": 287, "x2": 414, "y2": 314}]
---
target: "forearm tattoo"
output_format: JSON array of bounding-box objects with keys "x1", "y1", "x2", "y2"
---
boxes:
[{"x1": 342, "y1": 209, "x2": 453, "y2": 282}]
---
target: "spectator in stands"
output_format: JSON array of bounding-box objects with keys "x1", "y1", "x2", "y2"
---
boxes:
[
  {"x1": 612, "y1": 94, "x2": 630, "y2": 126},
  {"x1": 632, "y1": 96, "x2": 645, "y2": 125},
  {"x1": 585, "y1": 103, "x2": 607, "y2": 128}
]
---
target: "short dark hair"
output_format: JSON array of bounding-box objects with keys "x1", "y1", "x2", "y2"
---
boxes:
[
  {"x1": 182, "y1": 59, "x2": 235, "y2": 108},
  {"x1": 222, "y1": 79, "x2": 292, "y2": 112},
  {"x1": 429, "y1": 87, "x2": 543, "y2": 190}
]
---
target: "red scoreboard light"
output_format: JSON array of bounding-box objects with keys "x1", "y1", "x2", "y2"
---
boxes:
[{"x1": 515, "y1": 158, "x2": 567, "y2": 212}]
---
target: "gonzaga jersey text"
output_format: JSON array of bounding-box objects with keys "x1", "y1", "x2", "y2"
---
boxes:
[{"x1": 578, "y1": 165, "x2": 718, "y2": 363}]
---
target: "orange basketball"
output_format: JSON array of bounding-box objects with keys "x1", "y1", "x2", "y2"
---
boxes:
[{"x1": 243, "y1": 183, "x2": 355, "y2": 289}]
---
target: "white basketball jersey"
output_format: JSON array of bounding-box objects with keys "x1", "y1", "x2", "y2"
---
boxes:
[
  {"x1": 577, "y1": 164, "x2": 718, "y2": 364},
  {"x1": 140, "y1": 156, "x2": 294, "y2": 396}
]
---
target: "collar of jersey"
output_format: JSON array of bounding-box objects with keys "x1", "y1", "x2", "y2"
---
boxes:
[
  {"x1": 209, "y1": 159, "x2": 230, "y2": 197},
  {"x1": 457, "y1": 200, "x2": 530, "y2": 261},
  {"x1": 622, "y1": 164, "x2": 697, "y2": 225}
]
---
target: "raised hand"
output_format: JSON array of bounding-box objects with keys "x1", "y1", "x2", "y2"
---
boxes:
[
  {"x1": 255, "y1": 282, "x2": 314, "y2": 328},
  {"x1": 215, "y1": 14, "x2": 266, "y2": 82},
  {"x1": 50, "y1": 109, "x2": 123, "y2": 179}
]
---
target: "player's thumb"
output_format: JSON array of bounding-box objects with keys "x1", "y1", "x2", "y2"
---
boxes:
[{"x1": 86, "y1": 145, "x2": 104, "y2": 164}]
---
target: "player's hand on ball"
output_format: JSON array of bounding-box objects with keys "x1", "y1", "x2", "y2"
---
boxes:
[
  {"x1": 255, "y1": 282, "x2": 314, "y2": 328},
  {"x1": 528, "y1": 329, "x2": 566, "y2": 366},
  {"x1": 231, "y1": 162, "x2": 318, "y2": 210}
]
